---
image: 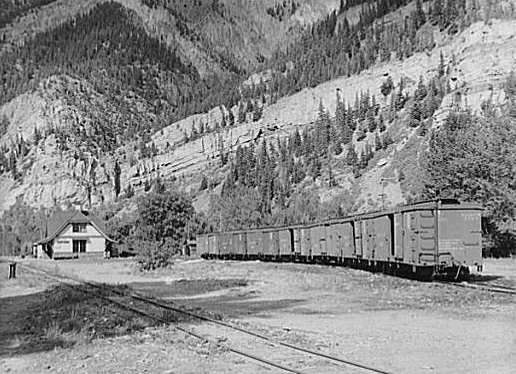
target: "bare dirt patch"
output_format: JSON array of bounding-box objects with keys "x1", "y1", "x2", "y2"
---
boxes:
[
  {"x1": 480, "y1": 257, "x2": 516, "y2": 288},
  {"x1": 0, "y1": 260, "x2": 52, "y2": 298},
  {"x1": 1, "y1": 258, "x2": 515, "y2": 374}
]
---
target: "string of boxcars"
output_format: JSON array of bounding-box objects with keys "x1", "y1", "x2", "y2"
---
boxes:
[{"x1": 197, "y1": 199, "x2": 484, "y2": 280}]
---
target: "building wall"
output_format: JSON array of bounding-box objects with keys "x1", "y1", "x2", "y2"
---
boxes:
[
  {"x1": 52, "y1": 223, "x2": 107, "y2": 256},
  {"x1": 60, "y1": 222, "x2": 103, "y2": 237},
  {"x1": 36, "y1": 244, "x2": 51, "y2": 259}
]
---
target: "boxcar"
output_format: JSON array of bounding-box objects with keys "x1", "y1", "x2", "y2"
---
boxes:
[
  {"x1": 310, "y1": 225, "x2": 327, "y2": 261},
  {"x1": 219, "y1": 232, "x2": 233, "y2": 258},
  {"x1": 362, "y1": 215, "x2": 392, "y2": 263},
  {"x1": 247, "y1": 229, "x2": 263, "y2": 258},
  {"x1": 232, "y1": 231, "x2": 247, "y2": 259},
  {"x1": 299, "y1": 226, "x2": 311, "y2": 261},
  {"x1": 437, "y1": 205, "x2": 482, "y2": 272},
  {"x1": 197, "y1": 234, "x2": 209, "y2": 258},
  {"x1": 327, "y1": 220, "x2": 354, "y2": 263},
  {"x1": 353, "y1": 220, "x2": 363, "y2": 259},
  {"x1": 278, "y1": 228, "x2": 293, "y2": 259},
  {"x1": 208, "y1": 234, "x2": 218, "y2": 258},
  {"x1": 291, "y1": 227, "x2": 301, "y2": 257},
  {"x1": 263, "y1": 229, "x2": 280, "y2": 259},
  {"x1": 399, "y1": 200, "x2": 482, "y2": 277}
]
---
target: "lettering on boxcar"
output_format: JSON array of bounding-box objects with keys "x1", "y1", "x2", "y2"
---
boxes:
[{"x1": 439, "y1": 239, "x2": 462, "y2": 252}]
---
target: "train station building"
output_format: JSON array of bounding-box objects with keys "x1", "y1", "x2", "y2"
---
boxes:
[{"x1": 34, "y1": 209, "x2": 114, "y2": 259}]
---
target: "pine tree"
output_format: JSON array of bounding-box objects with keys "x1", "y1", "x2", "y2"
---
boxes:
[
  {"x1": 415, "y1": 0, "x2": 426, "y2": 28},
  {"x1": 394, "y1": 77, "x2": 407, "y2": 111},
  {"x1": 382, "y1": 133, "x2": 393, "y2": 149},
  {"x1": 125, "y1": 184, "x2": 134, "y2": 198},
  {"x1": 414, "y1": 75, "x2": 428, "y2": 101},
  {"x1": 247, "y1": 99, "x2": 254, "y2": 113},
  {"x1": 308, "y1": 155, "x2": 322, "y2": 181},
  {"x1": 291, "y1": 127, "x2": 302, "y2": 156},
  {"x1": 374, "y1": 132, "x2": 382, "y2": 151},
  {"x1": 228, "y1": 108, "x2": 235, "y2": 126},
  {"x1": 332, "y1": 139, "x2": 343, "y2": 155},
  {"x1": 431, "y1": 0, "x2": 444, "y2": 28},
  {"x1": 328, "y1": 161, "x2": 336, "y2": 187},
  {"x1": 346, "y1": 144, "x2": 358, "y2": 166},
  {"x1": 238, "y1": 102, "x2": 246, "y2": 123},
  {"x1": 199, "y1": 175, "x2": 208, "y2": 191},
  {"x1": 114, "y1": 160, "x2": 121, "y2": 198},
  {"x1": 153, "y1": 175, "x2": 166, "y2": 194},
  {"x1": 253, "y1": 104, "x2": 263, "y2": 122},
  {"x1": 315, "y1": 99, "x2": 331, "y2": 155},
  {"x1": 33, "y1": 126, "x2": 41, "y2": 144},
  {"x1": 219, "y1": 138, "x2": 228, "y2": 165},
  {"x1": 9, "y1": 151, "x2": 17, "y2": 180},
  {"x1": 347, "y1": 103, "x2": 357, "y2": 131},
  {"x1": 359, "y1": 150, "x2": 368, "y2": 169},
  {"x1": 438, "y1": 51, "x2": 446, "y2": 77},
  {"x1": 378, "y1": 114, "x2": 386, "y2": 132},
  {"x1": 367, "y1": 108, "x2": 377, "y2": 132},
  {"x1": 356, "y1": 122, "x2": 367, "y2": 141},
  {"x1": 409, "y1": 101, "x2": 423, "y2": 127},
  {"x1": 380, "y1": 76, "x2": 394, "y2": 98}
]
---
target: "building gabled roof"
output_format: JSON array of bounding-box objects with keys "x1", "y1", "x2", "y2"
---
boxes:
[{"x1": 35, "y1": 210, "x2": 115, "y2": 245}]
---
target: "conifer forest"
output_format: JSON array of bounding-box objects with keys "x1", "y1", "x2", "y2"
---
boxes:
[{"x1": 1, "y1": 0, "x2": 516, "y2": 261}]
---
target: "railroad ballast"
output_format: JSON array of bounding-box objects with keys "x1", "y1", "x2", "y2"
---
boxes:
[{"x1": 197, "y1": 199, "x2": 483, "y2": 280}]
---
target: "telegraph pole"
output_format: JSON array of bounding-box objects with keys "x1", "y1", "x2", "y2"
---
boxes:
[{"x1": 380, "y1": 177, "x2": 397, "y2": 210}]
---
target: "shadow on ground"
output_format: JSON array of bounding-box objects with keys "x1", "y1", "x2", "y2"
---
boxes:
[
  {"x1": 0, "y1": 283, "x2": 151, "y2": 357},
  {"x1": 128, "y1": 278, "x2": 305, "y2": 319},
  {"x1": 0, "y1": 277, "x2": 304, "y2": 357},
  {"x1": 468, "y1": 274, "x2": 503, "y2": 282}
]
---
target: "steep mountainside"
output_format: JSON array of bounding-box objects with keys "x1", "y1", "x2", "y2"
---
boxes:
[{"x1": 1, "y1": 0, "x2": 516, "y2": 233}]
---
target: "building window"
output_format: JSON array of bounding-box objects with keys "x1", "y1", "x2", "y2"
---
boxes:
[
  {"x1": 72, "y1": 223, "x2": 87, "y2": 233},
  {"x1": 73, "y1": 240, "x2": 87, "y2": 253}
]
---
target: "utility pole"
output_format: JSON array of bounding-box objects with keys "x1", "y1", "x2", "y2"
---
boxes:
[{"x1": 380, "y1": 177, "x2": 398, "y2": 210}]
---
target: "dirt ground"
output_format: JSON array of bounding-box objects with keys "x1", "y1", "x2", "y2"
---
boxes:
[{"x1": 1, "y1": 257, "x2": 515, "y2": 374}]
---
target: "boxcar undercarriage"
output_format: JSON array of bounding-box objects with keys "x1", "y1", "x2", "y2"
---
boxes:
[{"x1": 201, "y1": 253, "x2": 473, "y2": 281}]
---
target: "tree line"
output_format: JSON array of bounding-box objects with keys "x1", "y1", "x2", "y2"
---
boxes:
[
  {"x1": 423, "y1": 72, "x2": 516, "y2": 257},
  {"x1": 0, "y1": 0, "x2": 56, "y2": 29},
  {"x1": 239, "y1": 0, "x2": 472, "y2": 107},
  {"x1": 0, "y1": 1, "x2": 242, "y2": 153}
]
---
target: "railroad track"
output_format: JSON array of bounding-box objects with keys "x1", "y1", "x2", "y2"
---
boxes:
[
  {"x1": 435, "y1": 280, "x2": 516, "y2": 295},
  {"x1": 20, "y1": 263, "x2": 393, "y2": 374}
]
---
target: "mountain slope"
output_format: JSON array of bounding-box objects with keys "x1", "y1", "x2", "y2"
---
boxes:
[{"x1": 1, "y1": 0, "x2": 516, "y2": 222}]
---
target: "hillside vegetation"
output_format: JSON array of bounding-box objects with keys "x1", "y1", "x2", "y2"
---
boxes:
[{"x1": 1, "y1": 0, "x2": 516, "y2": 261}]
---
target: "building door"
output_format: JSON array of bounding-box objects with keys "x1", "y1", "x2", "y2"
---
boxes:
[{"x1": 73, "y1": 240, "x2": 87, "y2": 253}]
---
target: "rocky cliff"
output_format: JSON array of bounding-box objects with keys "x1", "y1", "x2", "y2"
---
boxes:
[{"x1": 1, "y1": 0, "x2": 515, "y2": 218}]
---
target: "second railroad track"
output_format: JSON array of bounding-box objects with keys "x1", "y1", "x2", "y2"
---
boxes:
[{"x1": 20, "y1": 262, "x2": 394, "y2": 374}]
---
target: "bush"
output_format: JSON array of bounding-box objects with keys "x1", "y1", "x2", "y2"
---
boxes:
[
  {"x1": 131, "y1": 190, "x2": 194, "y2": 270},
  {"x1": 483, "y1": 231, "x2": 516, "y2": 258}
]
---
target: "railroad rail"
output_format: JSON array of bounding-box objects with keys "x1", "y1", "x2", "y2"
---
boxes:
[
  {"x1": 20, "y1": 263, "x2": 393, "y2": 374},
  {"x1": 436, "y1": 280, "x2": 516, "y2": 295}
]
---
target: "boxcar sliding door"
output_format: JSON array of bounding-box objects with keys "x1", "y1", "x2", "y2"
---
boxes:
[
  {"x1": 353, "y1": 220, "x2": 363, "y2": 257},
  {"x1": 394, "y1": 213, "x2": 403, "y2": 259}
]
